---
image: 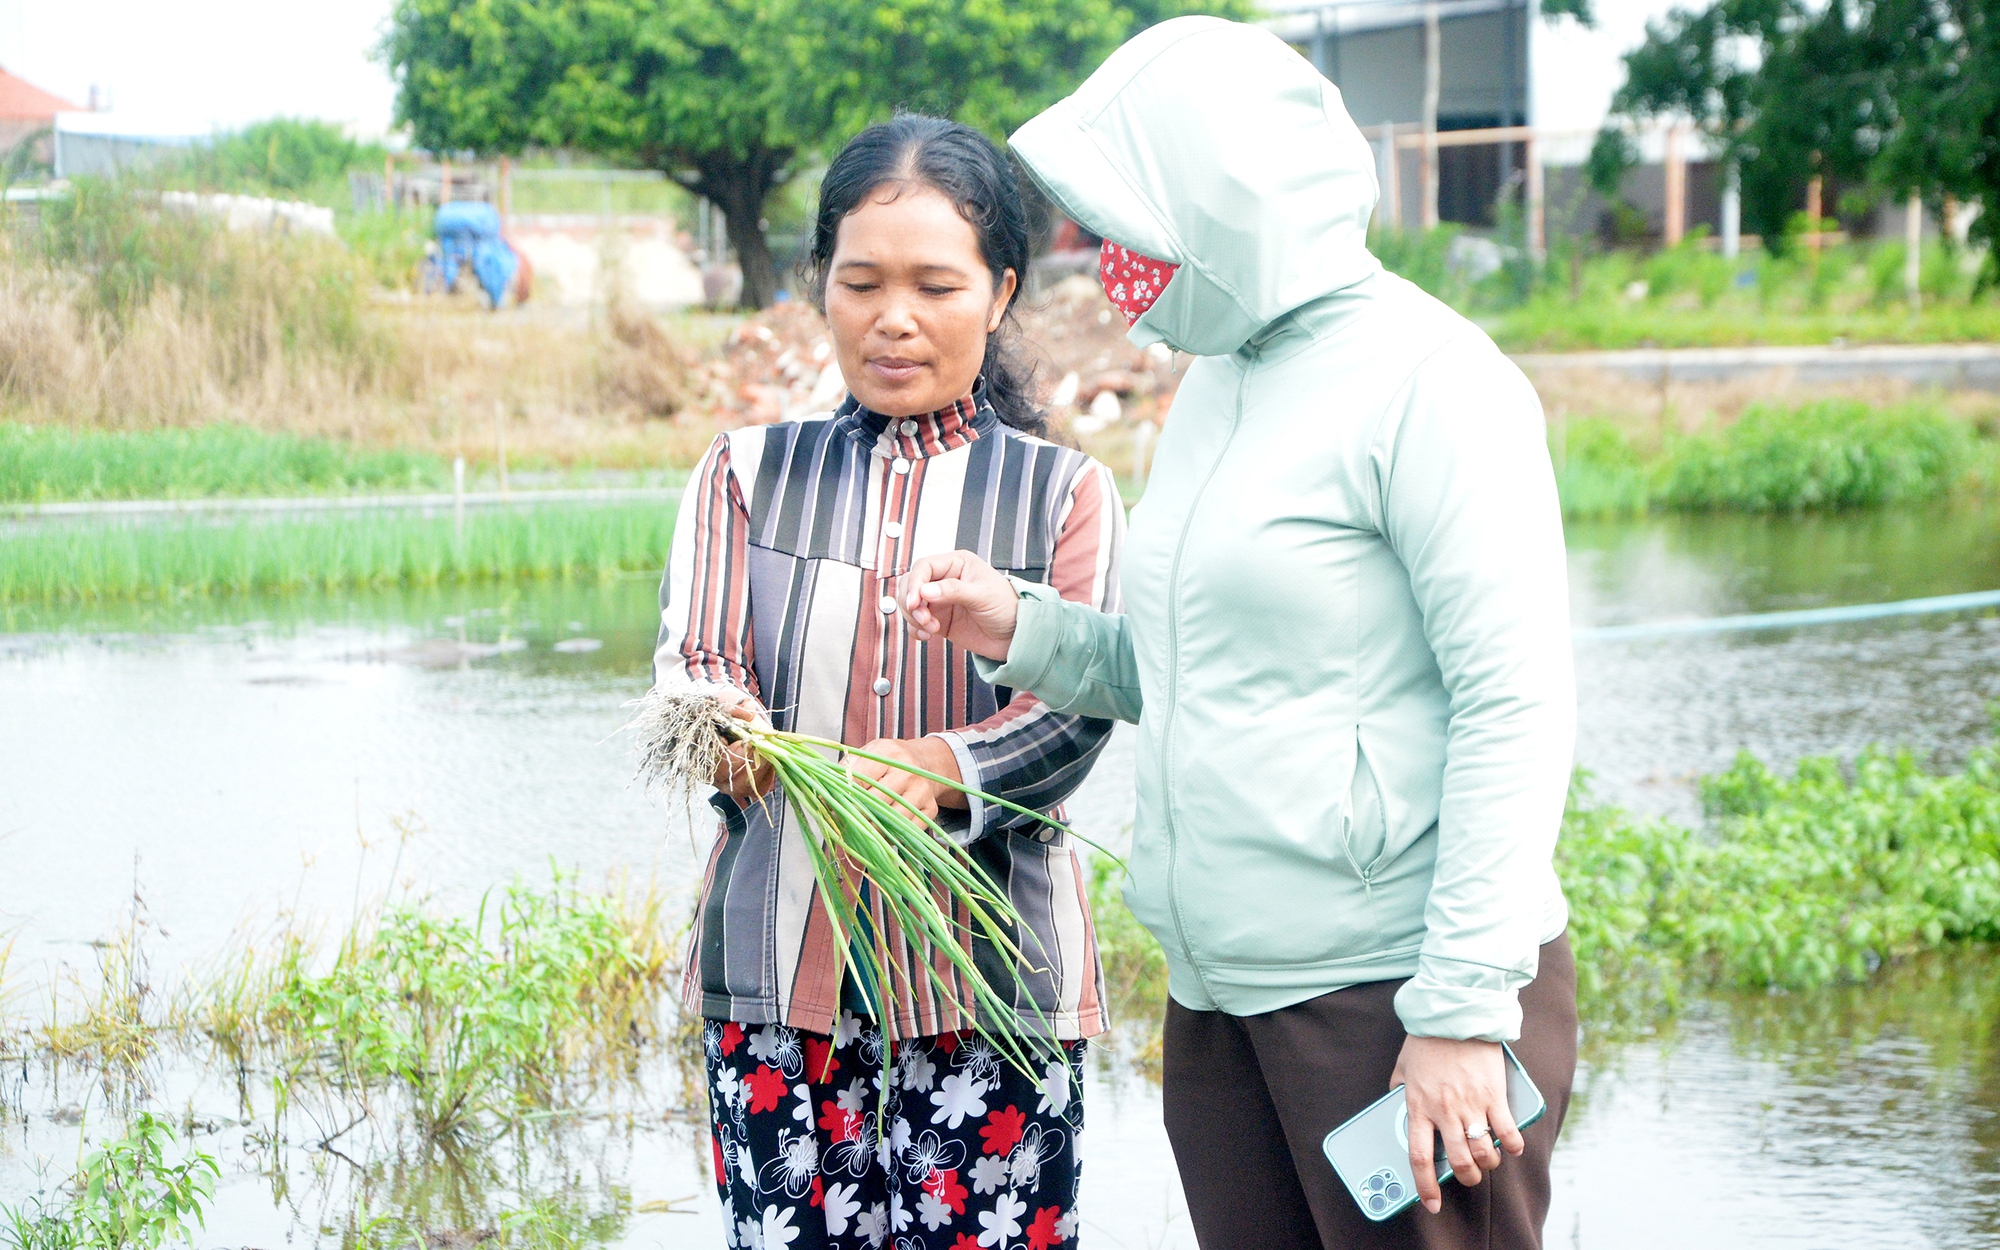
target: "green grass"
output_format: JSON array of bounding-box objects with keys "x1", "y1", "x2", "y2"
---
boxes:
[
  {"x1": 0, "y1": 424, "x2": 449, "y2": 503},
  {"x1": 0, "y1": 504, "x2": 675, "y2": 603},
  {"x1": 1553, "y1": 400, "x2": 1993, "y2": 516},
  {"x1": 1373, "y1": 224, "x2": 2000, "y2": 350},
  {"x1": 1494, "y1": 300, "x2": 2000, "y2": 352},
  {"x1": 1090, "y1": 729, "x2": 2000, "y2": 1037}
]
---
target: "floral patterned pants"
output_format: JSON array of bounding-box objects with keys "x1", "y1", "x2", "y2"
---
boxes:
[{"x1": 702, "y1": 1014, "x2": 1086, "y2": 1250}]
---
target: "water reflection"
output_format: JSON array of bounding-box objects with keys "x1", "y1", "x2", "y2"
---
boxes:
[
  {"x1": 1553, "y1": 948, "x2": 2000, "y2": 1247},
  {"x1": 1566, "y1": 500, "x2": 2000, "y2": 627},
  {"x1": 4, "y1": 507, "x2": 2000, "y2": 1246}
]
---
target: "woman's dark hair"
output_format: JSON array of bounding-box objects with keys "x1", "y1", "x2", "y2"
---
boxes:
[{"x1": 806, "y1": 114, "x2": 1045, "y2": 436}]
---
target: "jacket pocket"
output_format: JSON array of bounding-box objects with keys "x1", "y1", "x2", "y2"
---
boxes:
[{"x1": 1341, "y1": 733, "x2": 1390, "y2": 885}]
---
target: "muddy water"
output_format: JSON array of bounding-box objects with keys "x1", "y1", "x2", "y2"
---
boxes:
[{"x1": 4, "y1": 504, "x2": 2000, "y2": 1247}]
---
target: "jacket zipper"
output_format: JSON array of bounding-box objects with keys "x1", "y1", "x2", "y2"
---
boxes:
[{"x1": 1162, "y1": 359, "x2": 1252, "y2": 1007}]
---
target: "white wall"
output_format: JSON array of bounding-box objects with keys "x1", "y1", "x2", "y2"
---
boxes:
[{"x1": 1532, "y1": 0, "x2": 1689, "y2": 143}]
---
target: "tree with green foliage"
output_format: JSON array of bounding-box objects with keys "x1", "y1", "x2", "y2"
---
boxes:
[
  {"x1": 179, "y1": 118, "x2": 388, "y2": 200},
  {"x1": 1600, "y1": 0, "x2": 2000, "y2": 268},
  {"x1": 381, "y1": 0, "x2": 1241, "y2": 307},
  {"x1": 1603, "y1": 0, "x2": 1890, "y2": 247}
]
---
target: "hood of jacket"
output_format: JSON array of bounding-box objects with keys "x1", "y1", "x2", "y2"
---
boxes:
[{"x1": 1010, "y1": 16, "x2": 1382, "y2": 358}]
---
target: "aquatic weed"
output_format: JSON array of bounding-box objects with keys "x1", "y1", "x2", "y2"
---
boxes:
[
  {"x1": 0, "y1": 1113, "x2": 217, "y2": 1250},
  {"x1": 1559, "y1": 731, "x2": 2000, "y2": 1018},
  {"x1": 192, "y1": 873, "x2": 674, "y2": 1143}
]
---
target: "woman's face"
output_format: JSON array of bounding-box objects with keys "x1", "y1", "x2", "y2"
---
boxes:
[{"x1": 825, "y1": 184, "x2": 1017, "y2": 418}]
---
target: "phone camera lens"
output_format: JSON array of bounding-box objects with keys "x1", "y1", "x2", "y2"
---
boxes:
[
  {"x1": 1367, "y1": 1194, "x2": 1387, "y2": 1213},
  {"x1": 1385, "y1": 1182, "x2": 1403, "y2": 1201}
]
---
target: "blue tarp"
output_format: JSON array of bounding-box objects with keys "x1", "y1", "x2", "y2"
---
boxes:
[{"x1": 434, "y1": 202, "x2": 518, "y2": 309}]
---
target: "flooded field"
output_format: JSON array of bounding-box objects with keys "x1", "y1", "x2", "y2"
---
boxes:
[{"x1": 5, "y1": 503, "x2": 2000, "y2": 1248}]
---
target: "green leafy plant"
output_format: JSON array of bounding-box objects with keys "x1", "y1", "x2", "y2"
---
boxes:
[
  {"x1": 1558, "y1": 727, "x2": 2000, "y2": 1023},
  {"x1": 197, "y1": 874, "x2": 672, "y2": 1142},
  {"x1": 172, "y1": 118, "x2": 387, "y2": 204},
  {"x1": 0, "y1": 1115, "x2": 218, "y2": 1250},
  {"x1": 1549, "y1": 400, "x2": 1990, "y2": 517},
  {"x1": 1661, "y1": 399, "x2": 1977, "y2": 511}
]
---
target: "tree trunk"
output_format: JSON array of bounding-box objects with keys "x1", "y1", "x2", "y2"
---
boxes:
[{"x1": 688, "y1": 150, "x2": 791, "y2": 310}]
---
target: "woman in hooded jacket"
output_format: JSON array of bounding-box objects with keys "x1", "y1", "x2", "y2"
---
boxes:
[{"x1": 902, "y1": 17, "x2": 1578, "y2": 1250}]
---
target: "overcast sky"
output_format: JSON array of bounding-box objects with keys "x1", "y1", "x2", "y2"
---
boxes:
[
  {"x1": 0, "y1": 0, "x2": 400, "y2": 134},
  {"x1": 0, "y1": 0, "x2": 1675, "y2": 143}
]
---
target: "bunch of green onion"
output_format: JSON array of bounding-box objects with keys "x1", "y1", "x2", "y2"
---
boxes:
[{"x1": 627, "y1": 681, "x2": 1107, "y2": 1097}]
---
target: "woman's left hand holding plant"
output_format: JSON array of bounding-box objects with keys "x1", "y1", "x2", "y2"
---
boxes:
[{"x1": 849, "y1": 737, "x2": 967, "y2": 827}]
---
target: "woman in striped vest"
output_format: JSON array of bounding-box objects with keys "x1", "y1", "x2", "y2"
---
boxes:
[{"x1": 657, "y1": 115, "x2": 1125, "y2": 1250}]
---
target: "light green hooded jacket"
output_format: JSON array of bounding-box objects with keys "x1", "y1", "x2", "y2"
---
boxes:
[{"x1": 991, "y1": 16, "x2": 1575, "y2": 1042}]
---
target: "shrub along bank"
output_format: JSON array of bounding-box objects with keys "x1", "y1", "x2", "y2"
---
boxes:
[
  {"x1": 1089, "y1": 733, "x2": 2000, "y2": 1034},
  {"x1": 1552, "y1": 399, "x2": 1994, "y2": 516}
]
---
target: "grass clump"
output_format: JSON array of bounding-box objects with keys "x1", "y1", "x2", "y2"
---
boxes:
[
  {"x1": 194, "y1": 875, "x2": 673, "y2": 1142},
  {"x1": 1660, "y1": 400, "x2": 1979, "y2": 511},
  {"x1": 0, "y1": 423, "x2": 448, "y2": 503},
  {"x1": 0, "y1": 503, "x2": 674, "y2": 603},
  {"x1": 0, "y1": 1113, "x2": 218, "y2": 1250},
  {"x1": 1552, "y1": 400, "x2": 1990, "y2": 516}
]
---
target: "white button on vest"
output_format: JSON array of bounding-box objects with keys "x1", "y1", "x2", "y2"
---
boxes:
[
  {"x1": 879, "y1": 595, "x2": 898, "y2": 615},
  {"x1": 891, "y1": 457, "x2": 911, "y2": 475},
  {"x1": 900, "y1": 420, "x2": 918, "y2": 436},
  {"x1": 882, "y1": 521, "x2": 904, "y2": 539},
  {"x1": 872, "y1": 677, "x2": 892, "y2": 697}
]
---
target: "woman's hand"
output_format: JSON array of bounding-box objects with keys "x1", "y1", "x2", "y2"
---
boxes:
[
  {"x1": 711, "y1": 698, "x2": 776, "y2": 802},
  {"x1": 1391, "y1": 1035, "x2": 1524, "y2": 1213},
  {"x1": 899, "y1": 551, "x2": 1019, "y2": 661},
  {"x1": 848, "y1": 736, "x2": 967, "y2": 827}
]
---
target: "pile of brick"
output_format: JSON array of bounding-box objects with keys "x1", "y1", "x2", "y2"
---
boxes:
[
  {"x1": 697, "y1": 301, "x2": 847, "y2": 426},
  {"x1": 693, "y1": 273, "x2": 1181, "y2": 433},
  {"x1": 1017, "y1": 274, "x2": 1182, "y2": 432}
]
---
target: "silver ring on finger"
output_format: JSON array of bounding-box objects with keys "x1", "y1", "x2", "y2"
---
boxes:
[{"x1": 1465, "y1": 1124, "x2": 1491, "y2": 1140}]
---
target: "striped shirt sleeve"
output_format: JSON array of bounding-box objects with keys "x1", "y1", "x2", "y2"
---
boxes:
[
  {"x1": 653, "y1": 434, "x2": 759, "y2": 698},
  {"x1": 936, "y1": 458, "x2": 1126, "y2": 840}
]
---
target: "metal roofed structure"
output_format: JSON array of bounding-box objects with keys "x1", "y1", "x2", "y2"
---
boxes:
[
  {"x1": 52, "y1": 110, "x2": 209, "y2": 180},
  {"x1": 0, "y1": 66, "x2": 83, "y2": 168},
  {"x1": 1266, "y1": 0, "x2": 1531, "y2": 136}
]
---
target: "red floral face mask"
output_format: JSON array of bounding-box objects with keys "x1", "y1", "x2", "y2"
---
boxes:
[{"x1": 1099, "y1": 240, "x2": 1179, "y2": 327}]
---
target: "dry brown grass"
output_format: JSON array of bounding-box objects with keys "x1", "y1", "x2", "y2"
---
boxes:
[
  {"x1": 0, "y1": 197, "x2": 730, "y2": 472},
  {"x1": 0, "y1": 289, "x2": 727, "y2": 471}
]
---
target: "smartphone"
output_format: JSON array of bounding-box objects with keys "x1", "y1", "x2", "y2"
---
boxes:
[{"x1": 1319, "y1": 1042, "x2": 1546, "y2": 1223}]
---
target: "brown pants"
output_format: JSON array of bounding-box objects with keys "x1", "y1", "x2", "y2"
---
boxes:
[{"x1": 1162, "y1": 935, "x2": 1577, "y2": 1250}]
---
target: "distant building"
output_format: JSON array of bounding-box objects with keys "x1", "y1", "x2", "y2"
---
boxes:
[
  {"x1": 0, "y1": 66, "x2": 83, "y2": 170},
  {"x1": 52, "y1": 111, "x2": 207, "y2": 180},
  {"x1": 1266, "y1": 0, "x2": 1722, "y2": 244}
]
